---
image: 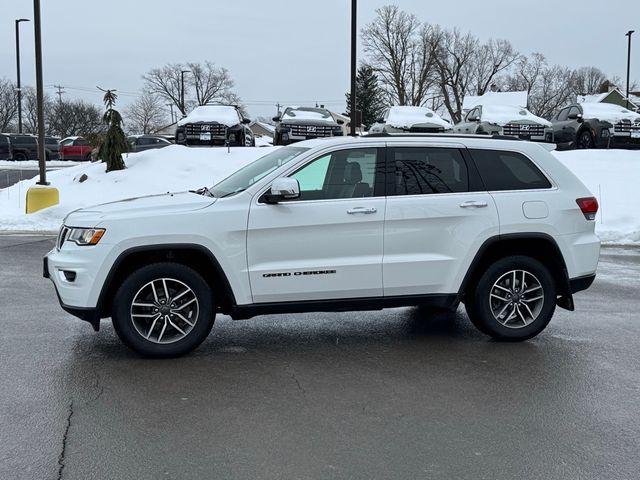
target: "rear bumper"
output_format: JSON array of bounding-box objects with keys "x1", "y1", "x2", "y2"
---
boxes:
[{"x1": 569, "y1": 273, "x2": 596, "y2": 294}]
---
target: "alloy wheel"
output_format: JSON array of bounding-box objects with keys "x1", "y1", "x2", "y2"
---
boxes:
[
  {"x1": 130, "y1": 277, "x2": 199, "y2": 344},
  {"x1": 489, "y1": 269, "x2": 544, "y2": 329}
]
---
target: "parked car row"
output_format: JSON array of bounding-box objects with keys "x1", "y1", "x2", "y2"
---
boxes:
[{"x1": 0, "y1": 133, "x2": 61, "y2": 161}]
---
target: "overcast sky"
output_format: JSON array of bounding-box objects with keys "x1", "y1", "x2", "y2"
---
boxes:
[{"x1": 1, "y1": 0, "x2": 638, "y2": 120}]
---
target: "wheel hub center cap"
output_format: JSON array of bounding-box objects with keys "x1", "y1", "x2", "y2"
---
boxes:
[{"x1": 159, "y1": 305, "x2": 170, "y2": 315}]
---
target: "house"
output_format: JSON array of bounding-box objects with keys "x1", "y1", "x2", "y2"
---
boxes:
[
  {"x1": 248, "y1": 121, "x2": 275, "y2": 138},
  {"x1": 462, "y1": 91, "x2": 528, "y2": 113},
  {"x1": 577, "y1": 87, "x2": 639, "y2": 112}
]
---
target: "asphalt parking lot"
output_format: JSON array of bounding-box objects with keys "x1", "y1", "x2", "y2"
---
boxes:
[{"x1": 1, "y1": 234, "x2": 639, "y2": 480}]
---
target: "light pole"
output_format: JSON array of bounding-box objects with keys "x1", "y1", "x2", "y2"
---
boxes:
[
  {"x1": 180, "y1": 70, "x2": 190, "y2": 116},
  {"x1": 625, "y1": 30, "x2": 634, "y2": 110},
  {"x1": 349, "y1": 0, "x2": 357, "y2": 136},
  {"x1": 15, "y1": 18, "x2": 30, "y2": 134},
  {"x1": 33, "y1": 0, "x2": 47, "y2": 184}
]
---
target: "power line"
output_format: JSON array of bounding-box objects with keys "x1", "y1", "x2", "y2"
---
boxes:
[{"x1": 52, "y1": 84, "x2": 65, "y2": 103}]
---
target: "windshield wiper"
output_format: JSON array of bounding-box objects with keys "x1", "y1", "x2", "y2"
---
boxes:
[
  {"x1": 189, "y1": 186, "x2": 214, "y2": 197},
  {"x1": 220, "y1": 188, "x2": 246, "y2": 198}
]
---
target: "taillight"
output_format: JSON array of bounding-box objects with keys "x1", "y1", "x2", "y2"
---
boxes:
[{"x1": 576, "y1": 197, "x2": 598, "y2": 220}]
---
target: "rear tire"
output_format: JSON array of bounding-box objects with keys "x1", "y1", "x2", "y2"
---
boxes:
[
  {"x1": 14, "y1": 152, "x2": 27, "y2": 161},
  {"x1": 112, "y1": 262, "x2": 215, "y2": 358},
  {"x1": 466, "y1": 256, "x2": 556, "y2": 341}
]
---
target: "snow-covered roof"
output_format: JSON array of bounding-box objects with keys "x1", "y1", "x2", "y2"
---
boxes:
[
  {"x1": 480, "y1": 105, "x2": 551, "y2": 127},
  {"x1": 282, "y1": 107, "x2": 335, "y2": 123},
  {"x1": 177, "y1": 105, "x2": 241, "y2": 127},
  {"x1": 577, "y1": 93, "x2": 609, "y2": 104},
  {"x1": 251, "y1": 121, "x2": 275, "y2": 134},
  {"x1": 463, "y1": 91, "x2": 528, "y2": 111},
  {"x1": 579, "y1": 103, "x2": 640, "y2": 123},
  {"x1": 385, "y1": 106, "x2": 450, "y2": 129}
]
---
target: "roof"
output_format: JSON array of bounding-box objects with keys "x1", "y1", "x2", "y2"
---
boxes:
[
  {"x1": 249, "y1": 121, "x2": 275, "y2": 134},
  {"x1": 462, "y1": 91, "x2": 528, "y2": 111},
  {"x1": 177, "y1": 105, "x2": 241, "y2": 127}
]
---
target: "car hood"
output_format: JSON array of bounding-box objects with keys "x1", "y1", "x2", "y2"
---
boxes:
[
  {"x1": 64, "y1": 191, "x2": 217, "y2": 226},
  {"x1": 279, "y1": 119, "x2": 339, "y2": 127}
]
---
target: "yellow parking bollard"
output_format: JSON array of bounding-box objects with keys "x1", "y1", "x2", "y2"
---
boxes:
[{"x1": 25, "y1": 186, "x2": 59, "y2": 213}]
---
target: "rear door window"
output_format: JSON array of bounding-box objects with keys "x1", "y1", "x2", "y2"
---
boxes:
[
  {"x1": 469, "y1": 149, "x2": 552, "y2": 191},
  {"x1": 390, "y1": 147, "x2": 469, "y2": 195}
]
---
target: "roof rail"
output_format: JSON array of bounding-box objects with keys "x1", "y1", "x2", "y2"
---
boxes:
[{"x1": 363, "y1": 132, "x2": 523, "y2": 141}]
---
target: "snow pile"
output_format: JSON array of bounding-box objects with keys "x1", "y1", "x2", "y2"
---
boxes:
[
  {"x1": 386, "y1": 106, "x2": 450, "y2": 129},
  {"x1": 0, "y1": 160, "x2": 82, "y2": 169},
  {"x1": 0, "y1": 145, "x2": 275, "y2": 232},
  {"x1": 1, "y1": 145, "x2": 639, "y2": 244},
  {"x1": 282, "y1": 107, "x2": 334, "y2": 123},
  {"x1": 579, "y1": 103, "x2": 640, "y2": 123},
  {"x1": 481, "y1": 105, "x2": 551, "y2": 127},
  {"x1": 552, "y1": 150, "x2": 640, "y2": 244},
  {"x1": 177, "y1": 105, "x2": 242, "y2": 127}
]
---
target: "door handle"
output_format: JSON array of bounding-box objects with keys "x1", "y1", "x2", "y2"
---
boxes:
[
  {"x1": 347, "y1": 207, "x2": 377, "y2": 214},
  {"x1": 459, "y1": 200, "x2": 488, "y2": 208}
]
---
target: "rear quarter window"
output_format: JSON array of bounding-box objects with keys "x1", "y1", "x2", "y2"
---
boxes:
[{"x1": 470, "y1": 149, "x2": 552, "y2": 191}]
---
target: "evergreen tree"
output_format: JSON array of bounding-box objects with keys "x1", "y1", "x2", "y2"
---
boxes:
[
  {"x1": 98, "y1": 89, "x2": 128, "y2": 172},
  {"x1": 345, "y1": 65, "x2": 387, "y2": 129}
]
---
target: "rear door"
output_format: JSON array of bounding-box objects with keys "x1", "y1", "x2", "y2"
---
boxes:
[{"x1": 383, "y1": 143, "x2": 499, "y2": 296}]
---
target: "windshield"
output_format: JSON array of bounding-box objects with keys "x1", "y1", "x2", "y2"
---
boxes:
[{"x1": 211, "y1": 146, "x2": 309, "y2": 197}]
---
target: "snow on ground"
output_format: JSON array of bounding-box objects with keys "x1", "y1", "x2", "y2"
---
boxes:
[
  {"x1": 0, "y1": 145, "x2": 638, "y2": 244},
  {"x1": 0, "y1": 160, "x2": 82, "y2": 169},
  {"x1": 0, "y1": 145, "x2": 275, "y2": 232},
  {"x1": 552, "y1": 149, "x2": 640, "y2": 244}
]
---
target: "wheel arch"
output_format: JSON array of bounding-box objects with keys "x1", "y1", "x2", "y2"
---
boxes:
[
  {"x1": 97, "y1": 244, "x2": 237, "y2": 319},
  {"x1": 458, "y1": 233, "x2": 573, "y2": 310}
]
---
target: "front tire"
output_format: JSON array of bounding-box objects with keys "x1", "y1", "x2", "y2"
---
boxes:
[
  {"x1": 577, "y1": 130, "x2": 594, "y2": 149},
  {"x1": 112, "y1": 263, "x2": 215, "y2": 357},
  {"x1": 466, "y1": 256, "x2": 556, "y2": 341}
]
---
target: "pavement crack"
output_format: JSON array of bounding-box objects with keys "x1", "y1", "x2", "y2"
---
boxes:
[
  {"x1": 57, "y1": 401, "x2": 73, "y2": 480},
  {"x1": 286, "y1": 366, "x2": 307, "y2": 398}
]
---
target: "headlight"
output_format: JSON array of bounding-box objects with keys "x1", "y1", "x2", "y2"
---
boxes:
[{"x1": 67, "y1": 227, "x2": 105, "y2": 246}]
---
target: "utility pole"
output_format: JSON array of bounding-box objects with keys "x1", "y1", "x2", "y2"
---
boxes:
[
  {"x1": 15, "y1": 18, "x2": 30, "y2": 134},
  {"x1": 350, "y1": 0, "x2": 357, "y2": 136},
  {"x1": 276, "y1": 102, "x2": 281, "y2": 116},
  {"x1": 53, "y1": 84, "x2": 65, "y2": 104},
  {"x1": 33, "y1": 0, "x2": 47, "y2": 185},
  {"x1": 625, "y1": 30, "x2": 634, "y2": 110},
  {"x1": 180, "y1": 70, "x2": 190, "y2": 115}
]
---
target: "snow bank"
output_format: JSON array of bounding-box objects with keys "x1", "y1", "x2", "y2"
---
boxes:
[
  {"x1": 579, "y1": 103, "x2": 640, "y2": 123},
  {"x1": 0, "y1": 145, "x2": 276, "y2": 232},
  {"x1": 552, "y1": 150, "x2": 640, "y2": 244},
  {"x1": 481, "y1": 105, "x2": 551, "y2": 127},
  {"x1": 0, "y1": 145, "x2": 638, "y2": 244},
  {"x1": 386, "y1": 106, "x2": 450, "y2": 129},
  {"x1": 0, "y1": 160, "x2": 82, "y2": 169},
  {"x1": 177, "y1": 105, "x2": 242, "y2": 127}
]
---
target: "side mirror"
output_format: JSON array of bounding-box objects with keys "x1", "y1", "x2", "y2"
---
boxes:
[
  {"x1": 265, "y1": 177, "x2": 300, "y2": 203},
  {"x1": 272, "y1": 116, "x2": 281, "y2": 122},
  {"x1": 336, "y1": 119, "x2": 345, "y2": 125},
  {"x1": 242, "y1": 118, "x2": 251, "y2": 124},
  {"x1": 576, "y1": 113, "x2": 584, "y2": 123},
  {"x1": 375, "y1": 118, "x2": 385, "y2": 124},
  {"x1": 469, "y1": 116, "x2": 480, "y2": 122}
]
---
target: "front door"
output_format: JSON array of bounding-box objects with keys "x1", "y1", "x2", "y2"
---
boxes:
[{"x1": 247, "y1": 147, "x2": 386, "y2": 303}]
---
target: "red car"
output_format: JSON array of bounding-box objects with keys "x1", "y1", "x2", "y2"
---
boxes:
[{"x1": 60, "y1": 136, "x2": 94, "y2": 161}]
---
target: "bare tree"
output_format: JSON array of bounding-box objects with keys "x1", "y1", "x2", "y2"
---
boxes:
[
  {"x1": 569, "y1": 66, "x2": 608, "y2": 96},
  {"x1": 48, "y1": 100, "x2": 103, "y2": 138},
  {"x1": 500, "y1": 53, "x2": 547, "y2": 97},
  {"x1": 527, "y1": 65, "x2": 574, "y2": 119},
  {"x1": 361, "y1": 5, "x2": 438, "y2": 106},
  {"x1": 0, "y1": 78, "x2": 18, "y2": 132},
  {"x1": 143, "y1": 62, "x2": 240, "y2": 116},
  {"x1": 21, "y1": 86, "x2": 54, "y2": 134},
  {"x1": 432, "y1": 28, "x2": 477, "y2": 123},
  {"x1": 124, "y1": 92, "x2": 168, "y2": 134},
  {"x1": 471, "y1": 38, "x2": 520, "y2": 96}
]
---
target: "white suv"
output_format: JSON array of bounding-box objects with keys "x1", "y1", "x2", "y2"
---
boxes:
[{"x1": 44, "y1": 135, "x2": 600, "y2": 357}]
